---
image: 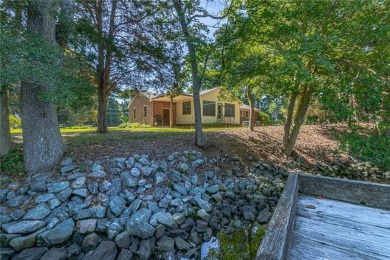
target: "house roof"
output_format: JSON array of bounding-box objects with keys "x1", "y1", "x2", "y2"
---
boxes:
[
  {"x1": 127, "y1": 92, "x2": 157, "y2": 108},
  {"x1": 151, "y1": 87, "x2": 221, "y2": 102},
  {"x1": 240, "y1": 104, "x2": 260, "y2": 111}
]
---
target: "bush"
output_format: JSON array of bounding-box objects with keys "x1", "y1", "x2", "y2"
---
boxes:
[
  {"x1": 118, "y1": 122, "x2": 151, "y2": 128},
  {"x1": 258, "y1": 111, "x2": 272, "y2": 126},
  {"x1": 9, "y1": 115, "x2": 22, "y2": 129},
  {"x1": 0, "y1": 148, "x2": 24, "y2": 176},
  {"x1": 339, "y1": 127, "x2": 390, "y2": 171}
]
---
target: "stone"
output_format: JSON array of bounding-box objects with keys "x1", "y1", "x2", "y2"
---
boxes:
[
  {"x1": 75, "y1": 208, "x2": 94, "y2": 220},
  {"x1": 72, "y1": 188, "x2": 88, "y2": 198},
  {"x1": 38, "y1": 218, "x2": 74, "y2": 246},
  {"x1": 86, "y1": 241, "x2": 117, "y2": 260},
  {"x1": 47, "y1": 217, "x2": 60, "y2": 229},
  {"x1": 155, "y1": 172, "x2": 165, "y2": 185},
  {"x1": 121, "y1": 172, "x2": 138, "y2": 188},
  {"x1": 173, "y1": 184, "x2": 188, "y2": 195},
  {"x1": 197, "y1": 209, "x2": 210, "y2": 222},
  {"x1": 117, "y1": 249, "x2": 133, "y2": 260},
  {"x1": 87, "y1": 182, "x2": 99, "y2": 195},
  {"x1": 67, "y1": 243, "x2": 81, "y2": 256},
  {"x1": 77, "y1": 219, "x2": 97, "y2": 234},
  {"x1": 23, "y1": 203, "x2": 51, "y2": 220},
  {"x1": 99, "y1": 180, "x2": 111, "y2": 192},
  {"x1": 126, "y1": 208, "x2": 155, "y2": 239},
  {"x1": 131, "y1": 168, "x2": 141, "y2": 177},
  {"x1": 12, "y1": 247, "x2": 48, "y2": 260},
  {"x1": 88, "y1": 170, "x2": 107, "y2": 178},
  {"x1": 157, "y1": 236, "x2": 174, "y2": 252},
  {"x1": 138, "y1": 237, "x2": 155, "y2": 260},
  {"x1": 141, "y1": 166, "x2": 153, "y2": 176},
  {"x1": 155, "y1": 224, "x2": 166, "y2": 239},
  {"x1": 154, "y1": 212, "x2": 175, "y2": 228},
  {"x1": 196, "y1": 220, "x2": 208, "y2": 233},
  {"x1": 0, "y1": 247, "x2": 15, "y2": 260},
  {"x1": 170, "y1": 198, "x2": 184, "y2": 207},
  {"x1": 56, "y1": 188, "x2": 72, "y2": 202},
  {"x1": 107, "y1": 178, "x2": 122, "y2": 196},
  {"x1": 257, "y1": 208, "x2": 272, "y2": 223},
  {"x1": 30, "y1": 181, "x2": 47, "y2": 193},
  {"x1": 9, "y1": 227, "x2": 45, "y2": 251},
  {"x1": 138, "y1": 179, "x2": 147, "y2": 186},
  {"x1": 82, "y1": 233, "x2": 102, "y2": 252},
  {"x1": 109, "y1": 195, "x2": 126, "y2": 216},
  {"x1": 35, "y1": 193, "x2": 56, "y2": 203},
  {"x1": 66, "y1": 172, "x2": 85, "y2": 181},
  {"x1": 72, "y1": 177, "x2": 86, "y2": 189},
  {"x1": 90, "y1": 206, "x2": 106, "y2": 219},
  {"x1": 61, "y1": 165, "x2": 79, "y2": 173},
  {"x1": 2, "y1": 220, "x2": 46, "y2": 234},
  {"x1": 47, "y1": 198, "x2": 61, "y2": 209},
  {"x1": 91, "y1": 163, "x2": 104, "y2": 172},
  {"x1": 10, "y1": 209, "x2": 25, "y2": 220},
  {"x1": 153, "y1": 187, "x2": 167, "y2": 201},
  {"x1": 178, "y1": 163, "x2": 189, "y2": 173},
  {"x1": 175, "y1": 237, "x2": 191, "y2": 250},
  {"x1": 173, "y1": 213, "x2": 186, "y2": 225},
  {"x1": 206, "y1": 184, "x2": 219, "y2": 194},
  {"x1": 47, "y1": 181, "x2": 70, "y2": 193},
  {"x1": 0, "y1": 214, "x2": 12, "y2": 224},
  {"x1": 6, "y1": 195, "x2": 25, "y2": 207},
  {"x1": 40, "y1": 247, "x2": 68, "y2": 260},
  {"x1": 115, "y1": 231, "x2": 130, "y2": 248},
  {"x1": 61, "y1": 157, "x2": 73, "y2": 166},
  {"x1": 193, "y1": 197, "x2": 212, "y2": 212}
]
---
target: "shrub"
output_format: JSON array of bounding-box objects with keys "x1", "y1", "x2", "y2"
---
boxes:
[
  {"x1": 118, "y1": 122, "x2": 151, "y2": 128},
  {"x1": 0, "y1": 148, "x2": 24, "y2": 176},
  {"x1": 258, "y1": 111, "x2": 272, "y2": 126}
]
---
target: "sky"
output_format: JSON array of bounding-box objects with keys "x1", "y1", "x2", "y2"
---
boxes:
[{"x1": 200, "y1": 0, "x2": 228, "y2": 37}]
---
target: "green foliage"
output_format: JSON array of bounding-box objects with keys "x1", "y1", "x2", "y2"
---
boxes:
[
  {"x1": 216, "y1": 225, "x2": 265, "y2": 260},
  {"x1": 0, "y1": 148, "x2": 24, "y2": 176},
  {"x1": 8, "y1": 114, "x2": 21, "y2": 129},
  {"x1": 118, "y1": 122, "x2": 151, "y2": 129},
  {"x1": 258, "y1": 111, "x2": 272, "y2": 126},
  {"x1": 338, "y1": 127, "x2": 390, "y2": 171}
]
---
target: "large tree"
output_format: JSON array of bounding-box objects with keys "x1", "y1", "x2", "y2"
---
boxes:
[{"x1": 21, "y1": 0, "x2": 65, "y2": 173}]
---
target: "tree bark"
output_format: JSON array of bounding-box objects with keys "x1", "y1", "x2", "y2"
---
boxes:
[
  {"x1": 21, "y1": 0, "x2": 64, "y2": 174},
  {"x1": 283, "y1": 92, "x2": 298, "y2": 149},
  {"x1": 0, "y1": 87, "x2": 11, "y2": 156},
  {"x1": 247, "y1": 86, "x2": 255, "y2": 131},
  {"x1": 95, "y1": 0, "x2": 117, "y2": 133},
  {"x1": 173, "y1": 0, "x2": 204, "y2": 147},
  {"x1": 283, "y1": 86, "x2": 313, "y2": 156}
]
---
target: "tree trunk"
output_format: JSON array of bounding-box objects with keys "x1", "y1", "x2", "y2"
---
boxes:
[
  {"x1": 283, "y1": 92, "x2": 298, "y2": 149},
  {"x1": 97, "y1": 86, "x2": 108, "y2": 133},
  {"x1": 169, "y1": 96, "x2": 174, "y2": 127},
  {"x1": 0, "y1": 87, "x2": 11, "y2": 156},
  {"x1": 247, "y1": 86, "x2": 255, "y2": 131},
  {"x1": 21, "y1": 0, "x2": 64, "y2": 174},
  {"x1": 174, "y1": 0, "x2": 204, "y2": 147},
  {"x1": 283, "y1": 86, "x2": 313, "y2": 156}
]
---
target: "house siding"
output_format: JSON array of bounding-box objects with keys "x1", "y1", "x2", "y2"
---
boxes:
[
  {"x1": 152, "y1": 101, "x2": 176, "y2": 126},
  {"x1": 176, "y1": 88, "x2": 241, "y2": 125},
  {"x1": 128, "y1": 94, "x2": 153, "y2": 125}
]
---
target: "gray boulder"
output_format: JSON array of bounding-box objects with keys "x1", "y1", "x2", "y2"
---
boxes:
[
  {"x1": 12, "y1": 247, "x2": 48, "y2": 260},
  {"x1": 85, "y1": 241, "x2": 117, "y2": 260},
  {"x1": 126, "y1": 208, "x2": 155, "y2": 239},
  {"x1": 38, "y1": 218, "x2": 74, "y2": 246},
  {"x1": 2, "y1": 220, "x2": 46, "y2": 234},
  {"x1": 40, "y1": 247, "x2": 68, "y2": 260}
]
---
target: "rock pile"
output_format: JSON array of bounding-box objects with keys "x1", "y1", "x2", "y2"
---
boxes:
[{"x1": 0, "y1": 151, "x2": 288, "y2": 259}]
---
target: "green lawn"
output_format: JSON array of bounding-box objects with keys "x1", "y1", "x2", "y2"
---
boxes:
[{"x1": 11, "y1": 125, "x2": 242, "y2": 134}]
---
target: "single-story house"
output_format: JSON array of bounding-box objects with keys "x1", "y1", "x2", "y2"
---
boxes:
[
  {"x1": 240, "y1": 104, "x2": 260, "y2": 125},
  {"x1": 128, "y1": 87, "x2": 259, "y2": 126}
]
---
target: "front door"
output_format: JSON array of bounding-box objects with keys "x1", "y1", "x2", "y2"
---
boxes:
[
  {"x1": 217, "y1": 103, "x2": 223, "y2": 120},
  {"x1": 162, "y1": 109, "x2": 170, "y2": 126}
]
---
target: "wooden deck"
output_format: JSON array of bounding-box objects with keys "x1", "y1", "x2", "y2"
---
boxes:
[
  {"x1": 290, "y1": 195, "x2": 390, "y2": 260},
  {"x1": 256, "y1": 174, "x2": 390, "y2": 260}
]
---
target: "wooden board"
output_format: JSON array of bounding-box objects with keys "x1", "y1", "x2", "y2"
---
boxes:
[
  {"x1": 256, "y1": 173, "x2": 299, "y2": 259},
  {"x1": 298, "y1": 174, "x2": 390, "y2": 210},
  {"x1": 290, "y1": 195, "x2": 390, "y2": 260}
]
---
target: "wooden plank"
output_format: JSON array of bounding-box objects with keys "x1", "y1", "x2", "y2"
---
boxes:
[
  {"x1": 298, "y1": 196, "x2": 390, "y2": 229},
  {"x1": 256, "y1": 173, "x2": 299, "y2": 260},
  {"x1": 290, "y1": 233, "x2": 380, "y2": 260},
  {"x1": 298, "y1": 174, "x2": 390, "y2": 210},
  {"x1": 292, "y1": 215, "x2": 390, "y2": 259}
]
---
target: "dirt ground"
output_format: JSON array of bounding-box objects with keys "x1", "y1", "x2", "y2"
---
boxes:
[{"x1": 65, "y1": 125, "x2": 347, "y2": 168}]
